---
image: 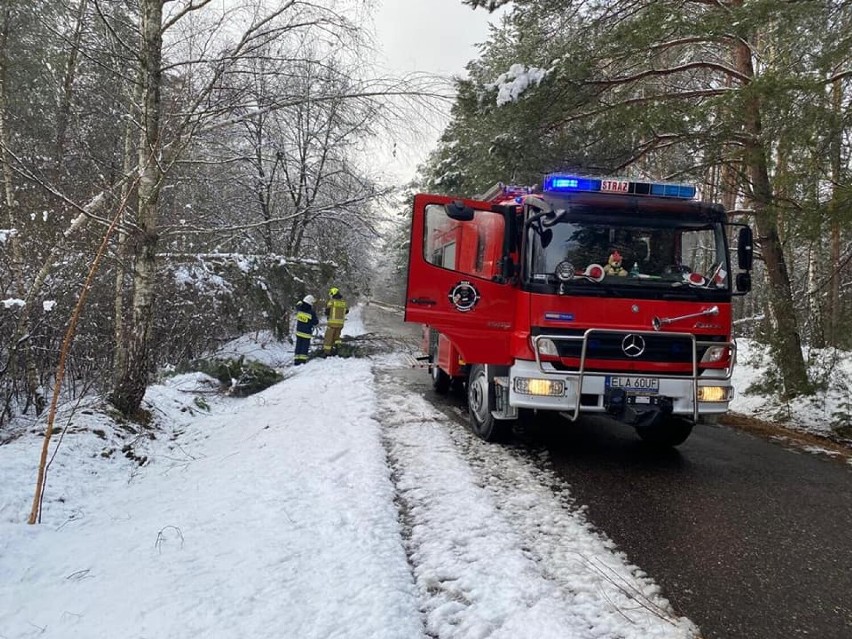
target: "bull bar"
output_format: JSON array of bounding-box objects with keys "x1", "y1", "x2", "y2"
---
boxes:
[{"x1": 530, "y1": 328, "x2": 737, "y2": 422}]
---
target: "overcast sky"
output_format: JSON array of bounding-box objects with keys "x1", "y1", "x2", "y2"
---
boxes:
[
  {"x1": 374, "y1": 0, "x2": 497, "y2": 75},
  {"x1": 370, "y1": 0, "x2": 506, "y2": 182}
]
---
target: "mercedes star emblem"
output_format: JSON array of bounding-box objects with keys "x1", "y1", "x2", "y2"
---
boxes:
[{"x1": 621, "y1": 334, "x2": 646, "y2": 358}]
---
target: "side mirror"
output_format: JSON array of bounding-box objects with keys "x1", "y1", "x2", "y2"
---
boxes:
[
  {"x1": 445, "y1": 200, "x2": 475, "y2": 221},
  {"x1": 524, "y1": 196, "x2": 553, "y2": 215},
  {"x1": 736, "y1": 272, "x2": 752, "y2": 293},
  {"x1": 737, "y1": 227, "x2": 754, "y2": 271}
]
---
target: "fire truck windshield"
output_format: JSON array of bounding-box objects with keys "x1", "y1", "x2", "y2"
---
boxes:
[{"x1": 526, "y1": 212, "x2": 729, "y2": 295}]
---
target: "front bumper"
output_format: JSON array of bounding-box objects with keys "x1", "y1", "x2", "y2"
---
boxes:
[{"x1": 508, "y1": 358, "x2": 733, "y2": 422}]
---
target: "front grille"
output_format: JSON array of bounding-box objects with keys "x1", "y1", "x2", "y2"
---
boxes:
[
  {"x1": 550, "y1": 361, "x2": 693, "y2": 375},
  {"x1": 532, "y1": 327, "x2": 726, "y2": 365}
]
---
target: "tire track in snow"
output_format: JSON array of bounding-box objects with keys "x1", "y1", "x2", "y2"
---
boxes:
[{"x1": 374, "y1": 364, "x2": 700, "y2": 639}]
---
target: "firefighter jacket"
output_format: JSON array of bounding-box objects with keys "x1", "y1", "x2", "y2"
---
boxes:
[
  {"x1": 325, "y1": 293, "x2": 348, "y2": 328},
  {"x1": 295, "y1": 301, "x2": 319, "y2": 340}
]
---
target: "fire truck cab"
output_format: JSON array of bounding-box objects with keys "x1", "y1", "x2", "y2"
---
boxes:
[{"x1": 404, "y1": 174, "x2": 753, "y2": 446}]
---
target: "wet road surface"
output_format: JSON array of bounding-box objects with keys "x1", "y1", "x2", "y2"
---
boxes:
[{"x1": 523, "y1": 418, "x2": 852, "y2": 639}]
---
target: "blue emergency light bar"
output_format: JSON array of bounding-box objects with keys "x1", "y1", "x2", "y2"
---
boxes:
[{"x1": 543, "y1": 173, "x2": 697, "y2": 199}]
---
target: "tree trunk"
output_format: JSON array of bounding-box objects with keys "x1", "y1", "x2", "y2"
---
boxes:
[
  {"x1": 733, "y1": 37, "x2": 810, "y2": 397},
  {"x1": 250, "y1": 117, "x2": 275, "y2": 252},
  {"x1": 806, "y1": 238, "x2": 824, "y2": 348},
  {"x1": 54, "y1": 0, "x2": 88, "y2": 176},
  {"x1": 827, "y1": 77, "x2": 842, "y2": 347},
  {"x1": 110, "y1": 0, "x2": 164, "y2": 416},
  {"x1": 112, "y1": 72, "x2": 142, "y2": 385}
]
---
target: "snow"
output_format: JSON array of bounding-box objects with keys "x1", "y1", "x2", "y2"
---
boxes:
[
  {"x1": 172, "y1": 264, "x2": 233, "y2": 294},
  {"x1": 488, "y1": 64, "x2": 549, "y2": 106},
  {"x1": 731, "y1": 338, "x2": 852, "y2": 436},
  {"x1": 0, "y1": 306, "x2": 703, "y2": 639}
]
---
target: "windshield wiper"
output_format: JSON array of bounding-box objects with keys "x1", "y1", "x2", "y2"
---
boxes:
[
  {"x1": 558, "y1": 280, "x2": 622, "y2": 297},
  {"x1": 660, "y1": 289, "x2": 703, "y2": 300}
]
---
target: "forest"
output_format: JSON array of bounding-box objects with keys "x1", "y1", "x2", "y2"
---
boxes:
[
  {"x1": 0, "y1": 0, "x2": 408, "y2": 427},
  {"x1": 1, "y1": 0, "x2": 850, "y2": 431}
]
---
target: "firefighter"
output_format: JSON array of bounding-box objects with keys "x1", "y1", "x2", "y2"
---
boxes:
[
  {"x1": 323, "y1": 286, "x2": 349, "y2": 355},
  {"x1": 294, "y1": 294, "x2": 319, "y2": 365}
]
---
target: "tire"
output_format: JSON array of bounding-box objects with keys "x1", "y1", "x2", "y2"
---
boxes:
[
  {"x1": 430, "y1": 362, "x2": 451, "y2": 394},
  {"x1": 429, "y1": 342, "x2": 451, "y2": 394},
  {"x1": 636, "y1": 416, "x2": 694, "y2": 447},
  {"x1": 451, "y1": 377, "x2": 466, "y2": 393},
  {"x1": 517, "y1": 408, "x2": 564, "y2": 428},
  {"x1": 467, "y1": 364, "x2": 512, "y2": 442}
]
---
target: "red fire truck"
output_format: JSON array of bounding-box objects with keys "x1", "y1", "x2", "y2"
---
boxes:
[{"x1": 404, "y1": 174, "x2": 753, "y2": 446}]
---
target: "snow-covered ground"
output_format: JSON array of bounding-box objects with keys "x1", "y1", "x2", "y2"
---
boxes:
[
  {"x1": 731, "y1": 338, "x2": 852, "y2": 438},
  {"x1": 1, "y1": 306, "x2": 849, "y2": 638},
  {"x1": 2, "y1": 306, "x2": 700, "y2": 639}
]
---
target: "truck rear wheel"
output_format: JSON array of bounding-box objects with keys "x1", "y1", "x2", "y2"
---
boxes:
[
  {"x1": 635, "y1": 417, "x2": 694, "y2": 447},
  {"x1": 467, "y1": 364, "x2": 511, "y2": 442}
]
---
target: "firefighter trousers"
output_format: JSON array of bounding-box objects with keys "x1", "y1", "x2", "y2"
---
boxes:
[
  {"x1": 294, "y1": 335, "x2": 311, "y2": 365},
  {"x1": 323, "y1": 325, "x2": 343, "y2": 353}
]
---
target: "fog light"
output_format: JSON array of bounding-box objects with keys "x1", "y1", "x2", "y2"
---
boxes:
[
  {"x1": 514, "y1": 377, "x2": 565, "y2": 396},
  {"x1": 697, "y1": 386, "x2": 731, "y2": 402}
]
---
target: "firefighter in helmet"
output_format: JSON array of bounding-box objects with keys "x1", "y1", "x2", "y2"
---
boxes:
[
  {"x1": 294, "y1": 294, "x2": 319, "y2": 365},
  {"x1": 323, "y1": 286, "x2": 349, "y2": 355}
]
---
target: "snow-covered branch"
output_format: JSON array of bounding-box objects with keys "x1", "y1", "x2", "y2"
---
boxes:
[{"x1": 591, "y1": 61, "x2": 751, "y2": 87}]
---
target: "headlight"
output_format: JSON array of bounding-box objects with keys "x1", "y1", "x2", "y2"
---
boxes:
[
  {"x1": 514, "y1": 377, "x2": 565, "y2": 396},
  {"x1": 697, "y1": 386, "x2": 732, "y2": 402},
  {"x1": 535, "y1": 337, "x2": 559, "y2": 356},
  {"x1": 701, "y1": 346, "x2": 729, "y2": 363}
]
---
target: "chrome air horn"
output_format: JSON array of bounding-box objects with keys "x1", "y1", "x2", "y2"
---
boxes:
[{"x1": 652, "y1": 305, "x2": 719, "y2": 331}]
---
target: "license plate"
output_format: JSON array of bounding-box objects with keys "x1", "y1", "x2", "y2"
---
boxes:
[{"x1": 606, "y1": 376, "x2": 659, "y2": 394}]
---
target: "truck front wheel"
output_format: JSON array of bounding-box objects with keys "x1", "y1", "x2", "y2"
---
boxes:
[
  {"x1": 635, "y1": 417, "x2": 694, "y2": 447},
  {"x1": 467, "y1": 364, "x2": 511, "y2": 442},
  {"x1": 430, "y1": 362, "x2": 451, "y2": 394},
  {"x1": 428, "y1": 339, "x2": 451, "y2": 394}
]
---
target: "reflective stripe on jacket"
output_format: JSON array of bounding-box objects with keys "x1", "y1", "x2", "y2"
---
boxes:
[
  {"x1": 326, "y1": 298, "x2": 347, "y2": 327},
  {"x1": 295, "y1": 301, "x2": 318, "y2": 338}
]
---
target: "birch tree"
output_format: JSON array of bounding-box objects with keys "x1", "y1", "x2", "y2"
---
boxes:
[
  {"x1": 109, "y1": 0, "x2": 396, "y2": 415},
  {"x1": 0, "y1": 0, "x2": 446, "y2": 425}
]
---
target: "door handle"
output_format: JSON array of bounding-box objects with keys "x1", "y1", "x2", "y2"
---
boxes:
[{"x1": 409, "y1": 297, "x2": 437, "y2": 306}]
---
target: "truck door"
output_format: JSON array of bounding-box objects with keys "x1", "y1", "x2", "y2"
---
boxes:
[{"x1": 405, "y1": 194, "x2": 515, "y2": 365}]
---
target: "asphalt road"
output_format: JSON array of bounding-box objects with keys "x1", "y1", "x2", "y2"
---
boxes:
[
  {"x1": 521, "y1": 418, "x2": 852, "y2": 639},
  {"x1": 363, "y1": 301, "x2": 852, "y2": 639}
]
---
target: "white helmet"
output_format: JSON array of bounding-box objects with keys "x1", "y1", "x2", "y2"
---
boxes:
[{"x1": 303, "y1": 294, "x2": 316, "y2": 305}]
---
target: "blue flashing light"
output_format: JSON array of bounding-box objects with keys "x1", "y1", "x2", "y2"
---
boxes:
[
  {"x1": 544, "y1": 174, "x2": 601, "y2": 192},
  {"x1": 650, "y1": 183, "x2": 697, "y2": 198},
  {"x1": 552, "y1": 177, "x2": 578, "y2": 189},
  {"x1": 543, "y1": 173, "x2": 696, "y2": 199}
]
